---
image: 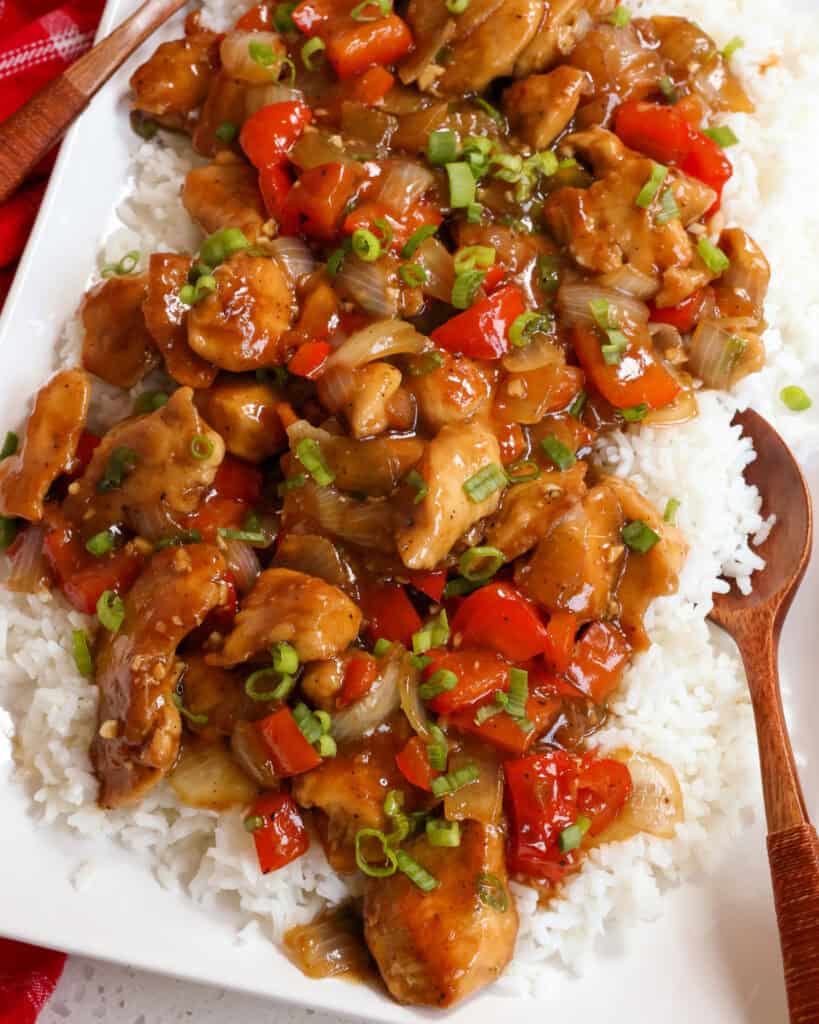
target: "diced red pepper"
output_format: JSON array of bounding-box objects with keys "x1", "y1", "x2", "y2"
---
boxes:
[
  {"x1": 255, "y1": 707, "x2": 321, "y2": 777},
  {"x1": 681, "y1": 130, "x2": 732, "y2": 213},
  {"x1": 352, "y1": 66, "x2": 395, "y2": 105},
  {"x1": 184, "y1": 456, "x2": 263, "y2": 541},
  {"x1": 482, "y1": 264, "x2": 506, "y2": 293},
  {"x1": 42, "y1": 525, "x2": 145, "y2": 615},
  {"x1": 576, "y1": 758, "x2": 633, "y2": 835},
  {"x1": 395, "y1": 735, "x2": 438, "y2": 792},
  {"x1": 247, "y1": 792, "x2": 310, "y2": 873},
  {"x1": 407, "y1": 570, "x2": 446, "y2": 602},
  {"x1": 450, "y1": 581, "x2": 552, "y2": 661},
  {"x1": 236, "y1": 2, "x2": 272, "y2": 29},
  {"x1": 292, "y1": 0, "x2": 336, "y2": 35},
  {"x1": 650, "y1": 287, "x2": 708, "y2": 333},
  {"x1": 288, "y1": 340, "x2": 332, "y2": 379},
  {"x1": 259, "y1": 163, "x2": 295, "y2": 225},
  {"x1": 343, "y1": 199, "x2": 441, "y2": 254},
  {"x1": 361, "y1": 582, "x2": 422, "y2": 646},
  {"x1": 211, "y1": 455, "x2": 264, "y2": 503},
  {"x1": 240, "y1": 101, "x2": 313, "y2": 170},
  {"x1": 495, "y1": 422, "x2": 526, "y2": 465},
  {"x1": 449, "y1": 695, "x2": 561, "y2": 756},
  {"x1": 422, "y1": 649, "x2": 511, "y2": 715},
  {"x1": 73, "y1": 430, "x2": 101, "y2": 476},
  {"x1": 572, "y1": 324, "x2": 681, "y2": 410},
  {"x1": 430, "y1": 285, "x2": 527, "y2": 361},
  {"x1": 283, "y1": 162, "x2": 365, "y2": 239},
  {"x1": 543, "y1": 610, "x2": 578, "y2": 673},
  {"x1": 614, "y1": 100, "x2": 693, "y2": 166},
  {"x1": 565, "y1": 621, "x2": 631, "y2": 703},
  {"x1": 326, "y1": 15, "x2": 413, "y2": 79},
  {"x1": 338, "y1": 654, "x2": 378, "y2": 708}
]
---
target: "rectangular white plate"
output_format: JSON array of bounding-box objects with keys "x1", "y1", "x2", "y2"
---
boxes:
[{"x1": 1, "y1": 2, "x2": 817, "y2": 1021}]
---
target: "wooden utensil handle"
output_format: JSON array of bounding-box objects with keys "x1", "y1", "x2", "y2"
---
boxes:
[
  {"x1": 768, "y1": 824, "x2": 819, "y2": 1023},
  {"x1": 0, "y1": 78, "x2": 88, "y2": 203}
]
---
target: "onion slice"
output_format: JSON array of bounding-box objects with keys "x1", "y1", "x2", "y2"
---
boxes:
[
  {"x1": 324, "y1": 319, "x2": 428, "y2": 370},
  {"x1": 269, "y1": 236, "x2": 316, "y2": 282},
  {"x1": 598, "y1": 265, "x2": 660, "y2": 301},
  {"x1": 331, "y1": 653, "x2": 403, "y2": 743},
  {"x1": 222, "y1": 538, "x2": 260, "y2": 594},
  {"x1": 557, "y1": 282, "x2": 650, "y2": 332},
  {"x1": 284, "y1": 906, "x2": 370, "y2": 980},
  {"x1": 397, "y1": 652, "x2": 429, "y2": 739},
  {"x1": 593, "y1": 750, "x2": 684, "y2": 843},
  {"x1": 335, "y1": 259, "x2": 399, "y2": 320},
  {"x1": 6, "y1": 524, "x2": 47, "y2": 593},
  {"x1": 687, "y1": 318, "x2": 764, "y2": 389}
]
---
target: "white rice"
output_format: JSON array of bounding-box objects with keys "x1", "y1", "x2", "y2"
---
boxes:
[{"x1": 1, "y1": 0, "x2": 818, "y2": 998}]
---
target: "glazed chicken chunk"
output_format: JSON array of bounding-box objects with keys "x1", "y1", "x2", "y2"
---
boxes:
[
  {"x1": 182, "y1": 154, "x2": 268, "y2": 243},
  {"x1": 80, "y1": 274, "x2": 158, "y2": 389},
  {"x1": 193, "y1": 374, "x2": 287, "y2": 463},
  {"x1": 502, "y1": 67, "x2": 591, "y2": 151}
]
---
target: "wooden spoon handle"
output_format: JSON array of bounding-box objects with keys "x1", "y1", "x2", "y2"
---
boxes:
[{"x1": 768, "y1": 824, "x2": 819, "y2": 1023}]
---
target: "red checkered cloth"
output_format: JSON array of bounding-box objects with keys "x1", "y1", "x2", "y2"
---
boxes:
[
  {"x1": 0, "y1": 0, "x2": 105, "y2": 307},
  {"x1": 0, "y1": 6, "x2": 105, "y2": 1015}
]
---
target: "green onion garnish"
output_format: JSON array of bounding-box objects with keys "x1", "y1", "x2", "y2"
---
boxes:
[
  {"x1": 155, "y1": 529, "x2": 202, "y2": 550},
  {"x1": 781, "y1": 385, "x2": 812, "y2": 412},
  {"x1": 355, "y1": 828, "x2": 398, "y2": 877},
  {"x1": 374, "y1": 216, "x2": 394, "y2": 249},
  {"x1": 96, "y1": 446, "x2": 137, "y2": 493},
  {"x1": 73, "y1": 630, "x2": 93, "y2": 677},
  {"x1": 0, "y1": 431, "x2": 18, "y2": 461},
  {"x1": 244, "y1": 814, "x2": 265, "y2": 832},
  {"x1": 451, "y1": 269, "x2": 485, "y2": 309},
  {"x1": 273, "y1": 1, "x2": 298, "y2": 30},
  {"x1": 190, "y1": 434, "x2": 214, "y2": 460},
  {"x1": 249, "y1": 40, "x2": 278, "y2": 68},
  {"x1": 326, "y1": 241, "x2": 350, "y2": 276},
  {"x1": 101, "y1": 251, "x2": 140, "y2": 279},
  {"x1": 722, "y1": 36, "x2": 744, "y2": 59},
  {"x1": 622, "y1": 519, "x2": 661, "y2": 553},
  {"x1": 406, "y1": 350, "x2": 444, "y2": 377},
  {"x1": 271, "y1": 641, "x2": 299, "y2": 676},
  {"x1": 506, "y1": 459, "x2": 540, "y2": 483},
  {"x1": 509, "y1": 310, "x2": 553, "y2": 348},
  {"x1": 445, "y1": 0, "x2": 469, "y2": 11},
  {"x1": 352, "y1": 227, "x2": 381, "y2": 262},
  {"x1": 171, "y1": 690, "x2": 209, "y2": 725},
  {"x1": 458, "y1": 545, "x2": 504, "y2": 582},
  {"x1": 656, "y1": 188, "x2": 680, "y2": 225},
  {"x1": 215, "y1": 121, "x2": 238, "y2": 144},
  {"x1": 245, "y1": 668, "x2": 295, "y2": 701},
  {"x1": 373, "y1": 638, "x2": 393, "y2": 657},
  {"x1": 558, "y1": 814, "x2": 591, "y2": 852},
  {"x1": 350, "y1": 0, "x2": 389, "y2": 18},
  {"x1": 427, "y1": 129, "x2": 458, "y2": 165},
  {"x1": 636, "y1": 162, "x2": 668, "y2": 208},
  {"x1": 134, "y1": 390, "x2": 168, "y2": 414},
  {"x1": 399, "y1": 263, "x2": 427, "y2": 287},
  {"x1": 427, "y1": 723, "x2": 448, "y2": 771},
  {"x1": 466, "y1": 201, "x2": 483, "y2": 224},
  {"x1": 401, "y1": 224, "x2": 438, "y2": 259},
  {"x1": 568, "y1": 390, "x2": 587, "y2": 419},
  {"x1": 85, "y1": 529, "x2": 117, "y2": 556},
  {"x1": 218, "y1": 527, "x2": 267, "y2": 544},
  {"x1": 473, "y1": 97, "x2": 503, "y2": 125},
  {"x1": 659, "y1": 75, "x2": 678, "y2": 103},
  {"x1": 453, "y1": 245, "x2": 495, "y2": 274},
  {"x1": 703, "y1": 125, "x2": 739, "y2": 148},
  {"x1": 278, "y1": 473, "x2": 307, "y2": 496},
  {"x1": 446, "y1": 162, "x2": 476, "y2": 209},
  {"x1": 697, "y1": 236, "x2": 731, "y2": 274},
  {"x1": 609, "y1": 4, "x2": 630, "y2": 25},
  {"x1": 463, "y1": 463, "x2": 506, "y2": 503},
  {"x1": 411, "y1": 654, "x2": 433, "y2": 671},
  {"x1": 443, "y1": 576, "x2": 480, "y2": 598},
  {"x1": 663, "y1": 497, "x2": 680, "y2": 524},
  {"x1": 489, "y1": 153, "x2": 523, "y2": 184},
  {"x1": 419, "y1": 669, "x2": 458, "y2": 701},
  {"x1": 541, "y1": 435, "x2": 575, "y2": 471},
  {"x1": 200, "y1": 227, "x2": 250, "y2": 269},
  {"x1": 316, "y1": 734, "x2": 337, "y2": 758},
  {"x1": 431, "y1": 762, "x2": 479, "y2": 797},
  {"x1": 293, "y1": 701, "x2": 325, "y2": 746},
  {"x1": 394, "y1": 849, "x2": 438, "y2": 891},
  {"x1": 179, "y1": 275, "x2": 217, "y2": 306},
  {"x1": 426, "y1": 818, "x2": 461, "y2": 847},
  {"x1": 97, "y1": 590, "x2": 125, "y2": 632},
  {"x1": 621, "y1": 403, "x2": 648, "y2": 422},
  {"x1": 405, "y1": 469, "x2": 428, "y2": 504},
  {"x1": 295, "y1": 438, "x2": 334, "y2": 486},
  {"x1": 476, "y1": 872, "x2": 509, "y2": 911},
  {"x1": 589, "y1": 298, "x2": 629, "y2": 364},
  {"x1": 301, "y1": 36, "x2": 325, "y2": 69},
  {"x1": 538, "y1": 254, "x2": 560, "y2": 294},
  {"x1": 411, "y1": 610, "x2": 450, "y2": 655}
]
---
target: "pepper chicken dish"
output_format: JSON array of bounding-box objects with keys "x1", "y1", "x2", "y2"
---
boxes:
[{"x1": 0, "y1": 0, "x2": 768, "y2": 1008}]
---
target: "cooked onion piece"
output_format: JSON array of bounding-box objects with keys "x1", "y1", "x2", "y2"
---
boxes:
[
  {"x1": 593, "y1": 750, "x2": 684, "y2": 843},
  {"x1": 169, "y1": 738, "x2": 258, "y2": 810}
]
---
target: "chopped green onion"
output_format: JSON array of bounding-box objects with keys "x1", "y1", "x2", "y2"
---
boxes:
[
  {"x1": 405, "y1": 469, "x2": 428, "y2": 504},
  {"x1": 589, "y1": 298, "x2": 630, "y2": 364},
  {"x1": 453, "y1": 245, "x2": 495, "y2": 274},
  {"x1": 506, "y1": 458, "x2": 540, "y2": 483},
  {"x1": 541, "y1": 435, "x2": 575, "y2": 471},
  {"x1": 218, "y1": 526, "x2": 267, "y2": 545},
  {"x1": 384, "y1": 790, "x2": 404, "y2": 819},
  {"x1": 85, "y1": 529, "x2": 117, "y2": 556},
  {"x1": 0, "y1": 431, "x2": 18, "y2": 460},
  {"x1": 273, "y1": 1, "x2": 298, "y2": 30},
  {"x1": 373, "y1": 638, "x2": 393, "y2": 657},
  {"x1": 269, "y1": 641, "x2": 298, "y2": 675},
  {"x1": 326, "y1": 241, "x2": 350, "y2": 276},
  {"x1": 538, "y1": 254, "x2": 560, "y2": 294},
  {"x1": 476, "y1": 872, "x2": 509, "y2": 911},
  {"x1": 659, "y1": 75, "x2": 678, "y2": 103},
  {"x1": 395, "y1": 849, "x2": 439, "y2": 891},
  {"x1": 451, "y1": 269, "x2": 485, "y2": 309},
  {"x1": 466, "y1": 201, "x2": 483, "y2": 224},
  {"x1": 101, "y1": 251, "x2": 140, "y2": 278},
  {"x1": 406, "y1": 350, "x2": 444, "y2": 376},
  {"x1": 473, "y1": 97, "x2": 503, "y2": 125},
  {"x1": 399, "y1": 263, "x2": 427, "y2": 287},
  {"x1": 458, "y1": 545, "x2": 504, "y2": 582},
  {"x1": 351, "y1": 228, "x2": 381, "y2": 262},
  {"x1": 663, "y1": 497, "x2": 680, "y2": 524},
  {"x1": 131, "y1": 114, "x2": 158, "y2": 140},
  {"x1": 412, "y1": 610, "x2": 450, "y2": 655},
  {"x1": 443, "y1": 576, "x2": 480, "y2": 598},
  {"x1": 171, "y1": 691, "x2": 209, "y2": 726},
  {"x1": 722, "y1": 36, "x2": 744, "y2": 59},
  {"x1": 200, "y1": 227, "x2": 250, "y2": 269},
  {"x1": 431, "y1": 762, "x2": 479, "y2": 797},
  {"x1": 245, "y1": 667, "x2": 294, "y2": 701},
  {"x1": 72, "y1": 630, "x2": 93, "y2": 677},
  {"x1": 558, "y1": 814, "x2": 591, "y2": 852},
  {"x1": 419, "y1": 669, "x2": 458, "y2": 701},
  {"x1": 372, "y1": 217, "x2": 393, "y2": 248},
  {"x1": 568, "y1": 390, "x2": 587, "y2": 419},
  {"x1": 426, "y1": 818, "x2": 461, "y2": 847},
  {"x1": 295, "y1": 438, "x2": 334, "y2": 486},
  {"x1": 179, "y1": 274, "x2": 217, "y2": 306},
  {"x1": 401, "y1": 224, "x2": 438, "y2": 258},
  {"x1": 635, "y1": 162, "x2": 668, "y2": 208},
  {"x1": 249, "y1": 40, "x2": 278, "y2": 68},
  {"x1": 134, "y1": 390, "x2": 168, "y2": 414},
  {"x1": 589, "y1": 297, "x2": 617, "y2": 331},
  {"x1": 355, "y1": 828, "x2": 398, "y2": 877},
  {"x1": 509, "y1": 310, "x2": 553, "y2": 347},
  {"x1": 656, "y1": 188, "x2": 680, "y2": 225},
  {"x1": 96, "y1": 446, "x2": 138, "y2": 493},
  {"x1": 621, "y1": 403, "x2": 648, "y2": 422},
  {"x1": 190, "y1": 434, "x2": 215, "y2": 460},
  {"x1": 316, "y1": 734, "x2": 337, "y2": 758},
  {"x1": 97, "y1": 590, "x2": 125, "y2": 632},
  {"x1": 601, "y1": 333, "x2": 629, "y2": 365},
  {"x1": 155, "y1": 529, "x2": 202, "y2": 550},
  {"x1": 446, "y1": 0, "x2": 469, "y2": 11},
  {"x1": 215, "y1": 121, "x2": 238, "y2": 143},
  {"x1": 697, "y1": 236, "x2": 731, "y2": 274},
  {"x1": 301, "y1": 36, "x2": 325, "y2": 69},
  {"x1": 446, "y1": 162, "x2": 476, "y2": 209},
  {"x1": 293, "y1": 701, "x2": 323, "y2": 745},
  {"x1": 622, "y1": 519, "x2": 661, "y2": 553},
  {"x1": 507, "y1": 666, "x2": 528, "y2": 715},
  {"x1": 781, "y1": 385, "x2": 812, "y2": 412},
  {"x1": 410, "y1": 654, "x2": 433, "y2": 671},
  {"x1": 474, "y1": 702, "x2": 504, "y2": 725},
  {"x1": 278, "y1": 473, "x2": 307, "y2": 495},
  {"x1": 244, "y1": 814, "x2": 265, "y2": 832},
  {"x1": 426, "y1": 724, "x2": 448, "y2": 771},
  {"x1": 489, "y1": 153, "x2": 523, "y2": 184},
  {"x1": 427, "y1": 129, "x2": 458, "y2": 165},
  {"x1": 350, "y1": 0, "x2": 389, "y2": 18},
  {"x1": 703, "y1": 125, "x2": 739, "y2": 148},
  {"x1": 609, "y1": 4, "x2": 630, "y2": 25},
  {"x1": 463, "y1": 463, "x2": 506, "y2": 503}
]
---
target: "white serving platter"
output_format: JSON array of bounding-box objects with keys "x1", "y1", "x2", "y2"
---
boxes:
[{"x1": 1, "y1": 2, "x2": 818, "y2": 1021}]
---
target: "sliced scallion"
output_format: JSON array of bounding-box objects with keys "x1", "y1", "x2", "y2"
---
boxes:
[
  {"x1": 446, "y1": 162, "x2": 476, "y2": 209},
  {"x1": 463, "y1": 463, "x2": 506, "y2": 503},
  {"x1": 200, "y1": 227, "x2": 249, "y2": 268},
  {"x1": 509, "y1": 310, "x2": 553, "y2": 347},
  {"x1": 568, "y1": 390, "x2": 587, "y2": 419},
  {"x1": 541, "y1": 435, "x2": 575, "y2": 471},
  {"x1": 401, "y1": 224, "x2": 438, "y2": 259},
  {"x1": 636, "y1": 162, "x2": 668, "y2": 208},
  {"x1": 780, "y1": 385, "x2": 812, "y2": 412},
  {"x1": 476, "y1": 872, "x2": 509, "y2": 911},
  {"x1": 451, "y1": 269, "x2": 485, "y2": 309},
  {"x1": 245, "y1": 667, "x2": 295, "y2": 701},
  {"x1": 85, "y1": 528, "x2": 117, "y2": 556},
  {"x1": 427, "y1": 723, "x2": 448, "y2": 772},
  {"x1": 431, "y1": 762, "x2": 479, "y2": 797},
  {"x1": 558, "y1": 814, "x2": 591, "y2": 852},
  {"x1": 350, "y1": 0, "x2": 389, "y2": 18},
  {"x1": 301, "y1": 36, "x2": 325, "y2": 68},
  {"x1": 663, "y1": 497, "x2": 680, "y2": 524},
  {"x1": 96, "y1": 446, "x2": 137, "y2": 493},
  {"x1": 101, "y1": 251, "x2": 140, "y2": 279},
  {"x1": 134, "y1": 390, "x2": 168, "y2": 414},
  {"x1": 295, "y1": 438, "x2": 334, "y2": 486},
  {"x1": 419, "y1": 669, "x2": 458, "y2": 701},
  {"x1": 697, "y1": 236, "x2": 731, "y2": 274},
  {"x1": 622, "y1": 519, "x2": 661, "y2": 553},
  {"x1": 399, "y1": 262, "x2": 427, "y2": 287},
  {"x1": 703, "y1": 125, "x2": 739, "y2": 148},
  {"x1": 506, "y1": 459, "x2": 540, "y2": 483},
  {"x1": 97, "y1": 590, "x2": 125, "y2": 632},
  {"x1": 621, "y1": 403, "x2": 648, "y2": 422},
  {"x1": 273, "y1": 1, "x2": 298, "y2": 30},
  {"x1": 190, "y1": 434, "x2": 215, "y2": 460},
  {"x1": 722, "y1": 36, "x2": 744, "y2": 59},
  {"x1": 453, "y1": 245, "x2": 495, "y2": 274},
  {"x1": 656, "y1": 188, "x2": 680, "y2": 225},
  {"x1": 73, "y1": 630, "x2": 93, "y2": 677},
  {"x1": 215, "y1": 121, "x2": 238, "y2": 143},
  {"x1": 355, "y1": 828, "x2": 398, "y2": 877},
  {"x1": 171, "y1": 691, "x2": 208, "y2": 725},
  {"x1": 411, "y1": 610, "x2": 449, "y2": 655},
  {"x1": 373, "y1": 638, "x2": 392, "y2": 657},
  {"x1": 351, "y1": 227, "x2": 381, "y2": 262},
  {"x1": 426, "y1": 818, "x2": 461, "y2": 847},
  {"x1": 609, "y1": 4, "x2": 631, "y2": 25},
  {"x1": 427, "y1": 129, "x2": 458, "y2": 165},
  {"x1": 473, "y1": 97, "x2": 503, "y2": 125},
  {"x1": 395, "y1": 849, "x2": 439, "y2": 891},
  {"x1": 458, "y1": 545, "x2": 504, "y2": 582},
  {"x1": 405, "y1": 469, "x2": 428, "y2": 504}
]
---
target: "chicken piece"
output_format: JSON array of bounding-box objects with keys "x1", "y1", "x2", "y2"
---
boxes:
[
  {"x1": 515, "y1": 481, "x2": 625, "y2": 621},
  {"x1": 514, "y1": 0, "x2": 615, "y2": 78},
  {"x1": 192, "y1": 71, "x2": 249, "y2": 156},
  {"x1": 405, "y1": 352, "x2": 493, "y2": 433},
  {"x1": 667, "y1": 172, "x2": 717, "y2": 227},
  {"x1": 143, "y1": 253, "x2": 217, "y2": 388},
  {"x1": 604, "y1": 477, "x2": 686, "y2": 648},
  {"x1": 502, "y1": 68, "x2": 591, "y2": 151},
  {"x1": 80, "y1": 275, "x2": 158, "y2": 389},
  {"x1": 187, "y1": 253, "x2": 295, "y2": 371},
  {"x1": 62, "y1": 387, "x2": 224, "y2": 539},
  {"x1": 484, "y1": 462, "x2": 586, "y2": 560},
  {"x1": 0, "y1": 369, "x2": 90, "y2": 522},
  {"x1": 176, "y1": 654, "x2": 269, "y2": 742},
  {"x1": 715, "y1": 228, "x2": 770, "y2": 317},
  {"x1": 207, "y1": 568, "x2": 362, "y2": 667},
  {"x1": 300, "y1": 656, "x2": 346, "y2": 712},
  {"x1": 395, "y1": 421, "x2": 503, "y2": 570},
  {"x1": 129, "y1": 14, "x2": 219, "y2": 132},
  {"x1": 350, "y1": 363, "x2": 403, "y2": 439},
  {"x1": 363, "y1": 822, "x2": 518, "y2": 1007},
  {"x1": 402, "y1": 0, "x2": 500, "y2": 91},
  {"x1": 91, "y1": 544, "x2": 230, "y2": 808},
  {"x1": 292, "y1": 715, "x2": 415, "y2": 872},
  {"x1": 182, "y1": 153, "x2": 267, "y2": 243},
  {"x1": 193, "y1": 374, "x2": 286, "y2": 463}
]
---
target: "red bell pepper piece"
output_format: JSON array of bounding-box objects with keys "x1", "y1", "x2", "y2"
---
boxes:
[
  {"x1": 565, "y1": 621, "x2": 631, "y2": 703},
  {"x1": 572, "y1": 324, "x2": 681, "y2": 410},
  {"x1": 246, "y1": 792, "x2": 310, "y2": 873},
  {"x1": 73, "y1": 430, "x2": 101, "y2": 476},
  {"x1": 184, "y1": 456, "x2": 263, "y2": 541},
  {"x1": 259, "y1": 163, "x2": 294, "y2": 225},
  {"x1": 288, "y1": 340, "x2": 332, "y2": 379},
  {"x1": 431, "y1": 284, "x2": 526, "y2": 360},
  {"x1": 42, "y1": 525, "x2": 145, "y2": 615},
  {"x1": 450, "y1": 581, "x2": 551, "y2": 661},
  {"x1": 283, "y1": 162, "x2": 365, "y2": 239},
  {"x1": 422, "y1": 649, "x2": 511, "y2": 715},
  {"x1": 407, "y1": 570, "x2": 446, "y2": 602},
  {"x1": 240, "y1": 101, "x2": 313, "y2": 170},
  {"x1": 614, "y1": 100, "x2": 693, "y2": 166},
  {"x1": 482, "y1": 264, "x2": 506, "y2": 293},
  {"x1": 543, "y1": 610, "x2": 579, "y2": 673},
  {"x1": 211, "y1": 455, "x2": 264, "y2": 503},
  {"x1": 326, "y1": 15, "x2": 413, "y2": 78},
  {"x1": 337, "y1": 654, "x2": 378, "y2": 708},
  {"x1": 681, "y1": 130, "x2": 732, "y2": 213},
  {"x1": 352, "y1": 66, "x2": 395, "y2": 105},
  {"x1": 292, "y1": 0, "x2": 336, "y2": 34},
  {"x1": 395, "y1": 735, "x2": 438, "y2": 792},
  {"x1": 449, "y1": 695, "x2": 561, "y2": 757},
  {"x1": 256, "y1": 707, "x2": 321, "y2": 777},
  {"x1": 361, "y1": 582, "x2": 422, "y2": 646},
  {"x1": 576, "y1": 758, "x2": 633, "y2": 835},
  {"x1": 235, "y1": 2, "x2": 272, "y2": 29},
  {"x1": 650, "y1": 287, "x2": 708, "y2": 333}
]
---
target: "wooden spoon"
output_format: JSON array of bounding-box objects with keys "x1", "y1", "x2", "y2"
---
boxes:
[
  {"x1": 0, "y1": 0, "x2": 188, "y2": 205},
  {"x1": 709, "y1": 408, "x2": 819, "y2": 1023}
]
